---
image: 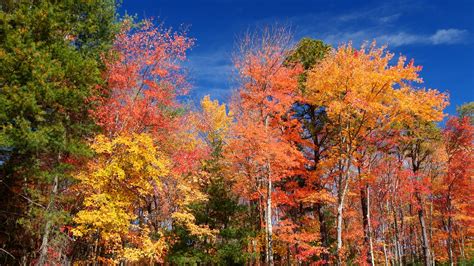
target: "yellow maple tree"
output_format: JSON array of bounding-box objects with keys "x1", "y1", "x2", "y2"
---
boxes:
[
  {"x1": 199, "y1": 95, "x2": 233, "y2": 144},
  {"x1": 72, "y1": 133, "x2": 170, "y2": 263},
  {"x1": 73, "y1": 127, "x2": 216, "y2": 263}
]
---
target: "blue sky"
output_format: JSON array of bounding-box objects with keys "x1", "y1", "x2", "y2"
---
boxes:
[{"x1": 120, "y1": 0, "x2": 473, "y2": 115}]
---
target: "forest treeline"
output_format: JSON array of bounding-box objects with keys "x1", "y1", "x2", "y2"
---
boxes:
[{"x1": 0, "y1": 1, "x2": 473, "y2": 265}]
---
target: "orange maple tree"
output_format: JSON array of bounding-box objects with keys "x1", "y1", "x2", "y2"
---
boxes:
[
  {"x1": 305, "y1": 42, "x2": 448, "y2": 264},
  {"x1": 228, "y1": 27, "x2": 305, "y2": 264}
]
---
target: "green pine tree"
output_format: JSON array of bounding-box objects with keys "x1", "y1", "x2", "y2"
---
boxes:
[{"x1": 0, "y1": 1, "x2": 117, "y2": 264}]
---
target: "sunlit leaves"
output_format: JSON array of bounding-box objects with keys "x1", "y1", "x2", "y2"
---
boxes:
[
  {"x1": 93, "y1": 19, "x2": 194, "y2": 136},
  {"x1": 72, "y1": 133, "x2": 171, "y2": 261},
  {"x1": 306, "y1": 42, "x2": 448, "y2": 128},
  {"x1": 199, "y1": 95, "x2": 233, "y2": 144}
]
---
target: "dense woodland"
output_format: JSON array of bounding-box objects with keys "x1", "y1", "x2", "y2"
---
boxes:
[{"x1": 0, "y1": 1, "x2": 473, "y2": 265}]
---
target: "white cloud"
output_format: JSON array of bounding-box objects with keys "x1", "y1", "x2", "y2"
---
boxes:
[
  {"x1": 429, "y1": 29, "x2": 469, "y2": 44},
  {"x1": 186, "y1": 48, "x2": 234, "y2": 85},
  {"x1": 184, "y1": 46, "x2": 237, "y2": 104},
  {"x1": 320, "y1": 29, "x2": 469, "y2": 47},
  {"x1": 335, "y1": 4, "x2": 403, "y2": 23},
  {"x1": 378, "y1": 13, "x2": 402, "y2": 23},
  {"x1": 286, "y1": 2, "x2": 468, "y2": 48},
  {"x1": 377, "y1": 32, "x2": 425, "y2": 46}
]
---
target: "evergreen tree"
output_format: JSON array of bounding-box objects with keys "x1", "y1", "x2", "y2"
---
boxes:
[
  {"x1": 167, "y1": 96, "x2": 255, "y2": 265},
  {"x1": 0, "y1": 1, "x2": 117, "y2": 264}
]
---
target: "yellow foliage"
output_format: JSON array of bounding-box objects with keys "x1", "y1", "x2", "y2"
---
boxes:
[
  {"x1": 73, "y1": 132, "x2": 215, "y2": 263},
  {"x1": 73, "y1": 133, "x2": 171, "y2": 262},
  {"x1": 122, "y1": 228, "x2": 167, "y2": 263},
  {"x1": 305, "y1": 42, "x2": 448, "y2": 164},
  {"x1": 301, "y1": 189, "x2": 336, "y2": 204},
  {"x1": 172, "y1": 211, "x2": 216, "y2": 237},
  {"x1": 199, "y1": 95, "x2": 233, "y2": 143},
  {"x1": 306, "y1": 42, "x2": 448, "y2": 130},
  {"x1": 72, "y1": 193, "x2": 133, "y2": 238}
]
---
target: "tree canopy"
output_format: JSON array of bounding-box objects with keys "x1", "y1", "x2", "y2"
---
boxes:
[{"x1": 0, "y1": 4, "x2": 472, "y2": 265}]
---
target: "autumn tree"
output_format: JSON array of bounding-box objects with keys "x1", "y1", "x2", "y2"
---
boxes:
[
  {"x1": 72, "y1": 134, "x2": 171, "y2": 263},
  {"x1": 285, "y1": 38, "x2": 334, "y2": 263},
  {"x1": 229, "y1": 27, "x2": 304, "y2": 265},
  {"x1": 2, "y1": 5, "x2": 472, "y2": 265},
  {"x1": 71, "y1": 20, "x2": 212, "y2": 263},
  {"x1": 436, "y1": 116, "x2": 473, "y2": 264},
  {"x1": 305, "y1": 42, "x2": 447, "y2": 264},
  {"x1": 167, "y1": 96, "x2": 255, "y2": 264}
]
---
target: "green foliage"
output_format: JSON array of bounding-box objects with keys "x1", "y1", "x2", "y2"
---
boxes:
[
  {"x1": 167, "y1": 183, "x2": 254, "y2": 265},
  {"x1": 167, "y1": 98, "x2": 255, "y2": 264},
  {"x1": 457, "y1": 101, "x2": 474, "y2": 125},
  {"x1": 0, "y1": 0, "x2": 117, "y2": 262},
  {"x1": 167, "y1": 156, "x2": 255, "y2": 264},
  {"x1": 286, "y1": 37, "x2": 331, "y2": 70},
  {"x1": 286, "y1": 38, "x2": 331, "y2": 93}
]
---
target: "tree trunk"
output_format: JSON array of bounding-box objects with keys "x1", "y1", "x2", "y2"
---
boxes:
[
  {"x1": 37, "y1": 174, "x2": 58, "y2": 266},
  {"x1": 336, "y1": 202, "x2": 343, "y2": 265},
  {"x1": 37, "y1": 220, "x2": 52, "y2": 266},
  {"x1": 416, "y1": 193, "x2": 432, "y2": 266},
  {"x1": 316, "y1": 203, "x2": 330, "y2": 265},
  {"x1": 446, "y1": 196, "x2": 454, "y2": 266},
  {"x1": 382, "y1": 242, "x2": 388, "y2": 266},
  {"x1": 309, "y1": 104, "x2": 330, "y2": 265},
  {"x1": 391, "y1": 202, "x2": 402, "y2": 265},
  {"x1": 460, "y1": 229, "x2": 466, "y2": 261},
  {"x1": 336, "y1": 163, "x2": 351, "y2": 265},
  {"x1": 251, "y1": 239, "x2": 257, "y2": 266},
  {"x1": 367, "y1": 187, "x2": 375, "y2": 265},
  {"x1": 360, "y1": 183, "x2": 375, "y2": 265},
  {"x1": 266, "y1": 176, "x2": 273, "y2": 265},
  {"x1": 93, "y1": 233, "x2": 99, "y2": 266},
  {"x1": 264, "y1": 115, "x2": 274, "y2": 266},
  {"x1": 447, "y1": 216, "x2": 454, "y2": 266},
  {"x1": 286, "y1": 243, "x2": 291, "y2": 266},
  {"x1": 408, "y1": 204, "x2": 416, "y2": 264}
]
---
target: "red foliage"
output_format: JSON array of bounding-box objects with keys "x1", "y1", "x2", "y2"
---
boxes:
[{"x1": 93, "y1": 20, "x2": 194, "y2": 137}]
